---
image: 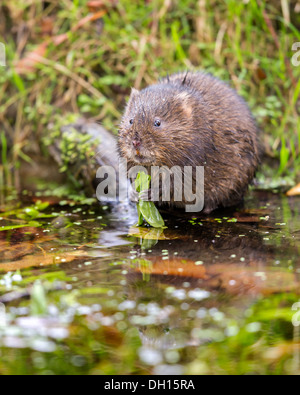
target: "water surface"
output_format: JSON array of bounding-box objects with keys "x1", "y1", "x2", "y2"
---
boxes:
[{"x1": 0, "y1": 190, "x2": 299, "y2": 375}]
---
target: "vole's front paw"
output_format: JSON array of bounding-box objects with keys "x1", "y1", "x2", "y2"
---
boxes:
[
  {"x1": 129, "y1": 186, "x2": 160, "y2": 203},
  {"x1": 129, "y1": 187, "x2": 139, "y2": 203},
  {"x1": 129, "y1": 187, "x2": 151, "y2": 203},
  {"x1": 139, "y1": 189, "x2": 151, "y2": 202},
  {"x1": 139, "y1": 188, "x2": 161, "y2": 202}
]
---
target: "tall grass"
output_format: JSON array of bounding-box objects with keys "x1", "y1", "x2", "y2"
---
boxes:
[
  {"x1": 0, "y1": 0, "x2": 299, "y2": 183},
  {"x1": 0, "y1": 131, "x2": 11, "y2": 205}
]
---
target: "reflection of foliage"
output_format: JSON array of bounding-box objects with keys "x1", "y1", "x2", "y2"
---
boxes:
[
  {"x1": 0, "y1": 200, "x2": 55, "y2": 230},
  {"x1": 1, "y1": 264, "x2": 299, "y2": 374},
  {"x1": 0, "y1": 269, "x2": 145, "y2": 375},
  {"x1": 187, "y1": 293, "x2": 300, "y2": 375},
  {"x1": 30, "y1": 281, "x2": 48, "y2": 316},
  {"x1": 132, "y1": 258, "x2": 153, "y2": 282}
]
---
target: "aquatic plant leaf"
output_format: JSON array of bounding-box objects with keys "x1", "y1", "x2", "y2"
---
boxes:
[
  {"x1": 136, "y1": 204, "x2": 144, "y2": 227},
  {"x1": 135, "y1": 172, "x2": 165, "y2": 228},
  {"x1": 0, "y1": 225, "x2": 29, "y2": 231},
  {"x1": 128, "y1": 226, "x2": 184, "y2": 240},
  {"x1": 2, "y1": 201, "x2": 54, "y2": 221},
  {"x1": 139, "y1": 200, "x2": 166, "y2": 228}
]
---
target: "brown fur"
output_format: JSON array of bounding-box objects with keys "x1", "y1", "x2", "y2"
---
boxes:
[{"x1": 118, "y1": 72, "x2": 260, "y2": 213}]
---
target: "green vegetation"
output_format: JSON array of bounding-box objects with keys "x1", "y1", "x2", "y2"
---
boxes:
[
  {"x1": 0, "y1": 200, "x2": 55, "y2": 230},
  {"x1": 135, "y1": 171, "x2": 166, "y2": 228},
  {"x1": 0, "y1": 0, "x2": 299, "y2": 197}
]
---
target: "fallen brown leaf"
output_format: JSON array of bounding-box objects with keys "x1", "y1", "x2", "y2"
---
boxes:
[
  {"x1": 0, "y1": 250, "x2": 89, "y2": 272},
  {"x1": 1, "y1": 239, "x2": 35, "y2": 261},
  {"x1": 287, "y1": 183, "x2": 300, "y2": 197},
  {"x1": 102, "y1": 326, "x2": 124, "y2": 346},
  {"x1": 74, "y1": 10, "x2": 107, "y2": 30},
  {"x1": 256, "y1": 67, "x2": 267, "y2": 81},
  {"x1": 14, "y1": 42, "x2": 48, "y2": 74},
  {"x1": 132, "y1": 259, "x2": 298, "y2": 296},
  {"x1": 134, "y1": 256, "x2": 207, "y2": 278},
  {"x1": 206, "y1": 264, "x2": 297, "y2": 296},
  {"x1": 128, "y1": 226, "x2": 188, "y2": 241},
  {"x1": 41, "y1": 17, "x2": 55, "y2": 36},
  {"x1": 233, "y1": 214, "x2": 262, "y2": 223},
  {"x1": 264, "y1": 343, "x2": 300, "y2": 362},
  {"x1": 87, "y1": 0, "x2": 118, "y2": 12}
]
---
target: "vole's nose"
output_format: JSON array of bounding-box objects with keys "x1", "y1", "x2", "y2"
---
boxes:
[{"x1": 132, "y1": 140, "x2": 141, "y2": 149}]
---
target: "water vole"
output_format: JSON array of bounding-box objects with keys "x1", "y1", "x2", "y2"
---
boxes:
[{"x1": 118, "y1": 72, "x2": 260, "y2": 213}]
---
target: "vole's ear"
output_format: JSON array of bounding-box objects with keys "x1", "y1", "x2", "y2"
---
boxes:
[
  {"x1": 176, "y1": 92, "x2": 193, "y2": 118},
  {"x1": 126, "y1": 88, "x2": 140, "y2": 109},
  {"x1": 130, "y1": 88, "x2": 139, "y2": 98}
]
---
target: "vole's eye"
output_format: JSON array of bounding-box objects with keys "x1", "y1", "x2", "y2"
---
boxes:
[
  {"x1": 129, "y1": 119, "x2": 134, "y2": 125},
  {"x1": 154, "y1": 119, "x2": 161, "y2": 127}
]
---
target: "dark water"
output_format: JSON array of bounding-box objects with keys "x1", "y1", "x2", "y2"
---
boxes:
[{"x1": 0, "y1": 190, "x2": 300, "y2": 375}]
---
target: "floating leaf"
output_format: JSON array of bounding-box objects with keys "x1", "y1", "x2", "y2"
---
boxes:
[
  {"x1": 0, "y1": 225, "x2": 29, "y2": 232},
  {"x1": 0, "y1": 250, "x2": 89, "y2": 272},
  {"x1": 133, "y1": 256, "x2": 207, "y2": 278},
  {"x1": 129, "y1": 227, "x2": 166, "y2": 240},
  {"x1": 128, "y1": 226, "x2": 184, "y2": 241},
  {"x1": 287, "y1": 183, "x2": 300, "y2": 196}
]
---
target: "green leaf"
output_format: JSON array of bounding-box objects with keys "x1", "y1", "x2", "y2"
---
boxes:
[
  {"x1": 135, "y1": 171, "x2": 166, "y2": 228},
  {"x1": 23, "y1": 207, "x2": 40, "y2": 218},
  {"x1": 0, "y1": 225, "x2": 28, "y2": 231},
  {"x1": 138, "y1": 200, "x2": 166, "y2": 228},
  {"x1": 35, "y1": 201, "x2": 50, "y2": 211},
  {"x1": 136, "y1": 204, "x2": 144, "y2": 226},
  {"x1": 28, "y1": 221, "x2": 42, "y2": 228},
  {"x1": 11, "y1": 70, "x2": 26, "y2": 93}
]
